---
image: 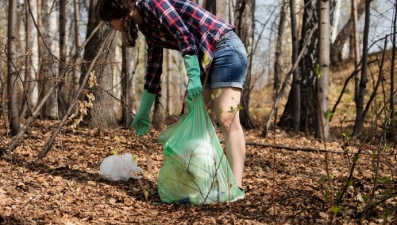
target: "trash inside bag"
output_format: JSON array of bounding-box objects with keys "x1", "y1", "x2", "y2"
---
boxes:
[
  {"x1": 100, "y1": 154, "x2": 144, "y2": 181},
  {"x1": 157, "y1": 94, "x2": 244, "y2": 204},
  {"x1": 157, "y1": 113, "x2": 187, "y2": 146}
]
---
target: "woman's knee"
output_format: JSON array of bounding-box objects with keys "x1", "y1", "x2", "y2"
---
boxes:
[{"x1": 217, "y1": 111, "x2": 241, "y2": 132}]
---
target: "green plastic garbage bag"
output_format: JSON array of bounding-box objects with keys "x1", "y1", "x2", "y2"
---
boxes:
[{"x1": 157, "y1": 94, "x2": 244, "y2": 204}]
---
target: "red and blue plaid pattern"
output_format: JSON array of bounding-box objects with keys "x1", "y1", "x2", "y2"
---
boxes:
[{"x1": 136, "y1": 0, "x2": 234, "y2": 94}]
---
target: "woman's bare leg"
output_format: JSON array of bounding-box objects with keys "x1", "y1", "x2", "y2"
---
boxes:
[{"x1": 203, "y1": 87, "x2": 245, "y2": 188}]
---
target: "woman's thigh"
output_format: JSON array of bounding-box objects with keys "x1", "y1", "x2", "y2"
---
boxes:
[{"x1": 213, "y1": 87, "x2": 242, "y2": 131}]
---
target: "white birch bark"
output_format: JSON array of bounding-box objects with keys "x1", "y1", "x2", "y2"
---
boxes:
[
  {"x1": 331, "y1": 0, "x2": 341, "y2": 43},
  {"x1": 114, "y1": 36, "x2": 122, "y2": 118},
  {"x1": 43, "y1": 0, "x2": 59, "y2": 118},
  {"x1": 64, "y1": 0, "x2": 72, "y2": 57},
  {"x1": 17, "y1": 0, "x2": 25, "y2": 108},
  {"x1": 71, "y1": 0, "x2": 81, "y2": 114},
  {"x1": 28, "y1": 0, "x2": 39, "y2": 109},
  {"x1": 317, "y1": 0, "x2": 331, "y2": 140}
]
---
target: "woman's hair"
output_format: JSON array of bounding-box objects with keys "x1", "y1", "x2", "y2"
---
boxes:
[{"x1": 98, "y1": 0, "x2": 138, "y2": 47}]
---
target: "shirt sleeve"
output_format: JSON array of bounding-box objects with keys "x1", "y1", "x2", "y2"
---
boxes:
[
  {"x1": 144, "y1": 0, "x2": 197, "y2": 56},
  {"x1": 144, "y1": 45, "x2": 163, "y2": 94}
]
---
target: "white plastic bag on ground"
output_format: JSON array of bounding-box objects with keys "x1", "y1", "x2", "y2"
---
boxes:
[{"x1": 100, "y1": 154, "x2": 144, "y2": 181}]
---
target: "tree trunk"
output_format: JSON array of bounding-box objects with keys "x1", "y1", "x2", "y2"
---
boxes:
[
  {"x1": 20, "y1": 0, "x2": 30, "y2": 118},
  {"x1": 29, "y1": 0, "x2": 40, "y2": 114},
  {"x1": 204, "y1": 0, "x2": 216, "y2": 15},
  {"x1": 153, "y1": 93, "x2": 165, "y2": 130},
  {"x1": 152, "y1": 54, "x2": 165, "y2": 129},
  {"x1": 272, "y1": 0, "x2": 293, "y2": 130},
  {"x1": 166, "y1": 49, "x2": 172, "y2": 115},
  {"x1": 58, "y1": 0, "x2": 68, "y2": 117},
  {"x1": 8, "y1": 0, "x2": 21, "y2": 135},
  {"x1": 278, "y1": 0, "x2": 318, "y2": 134},
  {"x1": 216, "y1": 0, "x2": 227, "y2": 21},
  {"x1": 290, "y1": 0, "x2": 301, "y2": 132},
  {"x1": 331, "y1": 0, "x2": 341, "y2": 43},
  {"x1": 273, "y1": 0, "x2": 288, "y2": 107},
  {"x1": 121, "y1": 36, "x2": 133, "y2": 127},
  {"x1": 42, "y1": 0, "x2": 59, "y2": 119},
  {"x1": 388, "y1": 1, "x2": 397, "y2": 137},
  {"x1": 21, "y1": 0, "x2": 39, "y2": 119},
  {"x1": 352, "y1": 0, "x2": 371, "y2": 137},
  {"x1": 30, "y1": 0, "x2": 39, "y2": 113},
  {"x1": 235, "y1": 0, "x2": 255, "y2": 129},
  {"x1": 316, "y1": 0, "x2": 331, "y2": 141},
  {"x1": 229, "y1": 0, "x2": 234, "y2": 25},
  {"x1": 71, "y1": 0, "x2": 81, "y2": 116},
  {"x1": 330, "y1": 0, "x2": 365, "y2": 65},
  {"x1": 82, "y1": 0, "x2": 118, "y2": 129},
  {"x1": 352, "y1": 0, "x2": 361, "y2": 104}
]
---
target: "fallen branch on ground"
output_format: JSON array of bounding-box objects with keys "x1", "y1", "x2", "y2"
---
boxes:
[{"x1": 244, "y1": 141, "x2": 395, "y2": 155}]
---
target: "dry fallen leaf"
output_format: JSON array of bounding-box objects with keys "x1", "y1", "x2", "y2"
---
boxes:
[{"x1": 0, "y1": 119, "x2": 396, "y2": 225}]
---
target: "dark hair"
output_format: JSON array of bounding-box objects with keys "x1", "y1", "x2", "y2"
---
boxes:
[{"x1": 98, "y1": 0, "x2": 138, "y2": 47}]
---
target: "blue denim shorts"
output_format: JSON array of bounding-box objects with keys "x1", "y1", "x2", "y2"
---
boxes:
[{"x1": 202, "y1": 31, "x2": 248, "y2": 90}]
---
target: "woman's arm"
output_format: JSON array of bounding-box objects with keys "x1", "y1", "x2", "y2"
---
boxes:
[
  {"x1": 142, "y1": 0, "x2": 198, "y2": 56},
  {"x1": 144, "y1": 45, "x2": 164, "y2": 94}
]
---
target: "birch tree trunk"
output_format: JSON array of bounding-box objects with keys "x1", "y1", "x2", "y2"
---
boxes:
[
  {"x1": 290, "y1": 0, "x2": 300, "y2": 132},
  {"x1": 83, "y1": 0, "x2": 118, "y2": 129},
  {"x1": 8, "y1": 0, "x2": 21, "y2": 135},
  {"x1": 235, "y1": 0, "x2": 255, "y2": 129},
  {"x1": 330, "y1": 0, "x2": 365, "y2": 64},
  {"x1": 331, "y1": 0, "x2": 341, "y2": 43},
  {"x1": 20, "y1": 0, "x2": 29, "y2": 118},
  {"x1": 71, "y1": 0, "x2": 81, "y2": 116},
  {"x1": 273, "y1": 0, "x2": 287, "y2": 93},
  {"x1": 17, "y1": 0, "x2": 25, "y2": 113},
  {"x1": 21, "y1": 0, "x2": 39, "y2": 118},
  {"x1": 272, "y1": 0, "x2": 292, "y2": 127},
  {"x1": 316, "y1": 0, "x2": 331, "y2": 141},
  {"x1": 352, "y1": 0, "x2": 371, "y2": 137},
  {"x1": 42, "y1": 0, "x2": 59, "y2": 119}
]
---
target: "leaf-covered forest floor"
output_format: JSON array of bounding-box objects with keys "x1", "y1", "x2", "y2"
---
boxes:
[{"x1": 1, "y1": 117, "x2": 396, "y2": 225}]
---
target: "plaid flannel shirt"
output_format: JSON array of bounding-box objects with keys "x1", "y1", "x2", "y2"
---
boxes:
[{"x1": 136, "y1": 0, "x2": 234, "y2": 94}]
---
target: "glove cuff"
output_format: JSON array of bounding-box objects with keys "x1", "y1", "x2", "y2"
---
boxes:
[{"x1": 139, "y1": 89, "x2": 156, "y2": 112}]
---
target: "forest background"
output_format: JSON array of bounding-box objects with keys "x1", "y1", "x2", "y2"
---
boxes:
[{"x1": 1, "y1": 0, "x2": 397, "y2": 224}]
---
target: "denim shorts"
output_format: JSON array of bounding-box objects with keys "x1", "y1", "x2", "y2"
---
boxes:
[{"x1": 202, "y1": 31, "x2": 248, "y2": 89}]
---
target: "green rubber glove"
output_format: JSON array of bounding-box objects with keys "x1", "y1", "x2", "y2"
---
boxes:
[
  {"x1": 183, "y1": 55, "x2": 202, "y2": 99},
  {"x1": 131, "y1": 89, "x2": 156, "y2": 136}
]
